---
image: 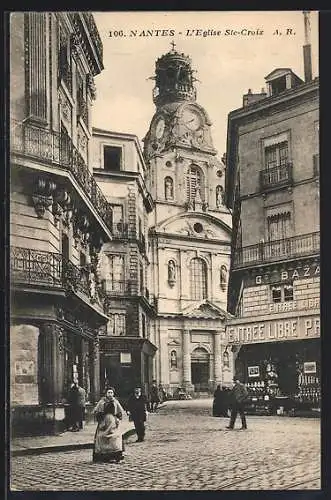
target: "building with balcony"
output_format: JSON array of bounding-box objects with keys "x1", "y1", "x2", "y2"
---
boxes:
[
  {"x1": 225, "y1": 63, "x2": 320, "y2": 413},
  {"x1": 91, "y1": 129, "x2": 157, "y2": 398},
  {"x1": 10, "y1": 12, "x2": 111, "y2": 434}
]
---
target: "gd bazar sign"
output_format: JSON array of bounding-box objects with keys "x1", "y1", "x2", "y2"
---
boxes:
[
  {"x1": 227, "y1": 315, "x2": 320, "y2": 345},
  {"x1": 253, "y1": 262, "x2": 320, "y2": 286}
]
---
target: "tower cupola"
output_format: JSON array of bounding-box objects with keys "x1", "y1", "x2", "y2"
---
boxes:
[{"x1": 151, "y1": 42, "x2": 197, "y2": 107}]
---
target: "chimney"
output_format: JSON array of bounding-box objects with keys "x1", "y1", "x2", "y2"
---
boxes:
[{"x1": 303, "y1": 11, "x2": 313, "y2": 82}]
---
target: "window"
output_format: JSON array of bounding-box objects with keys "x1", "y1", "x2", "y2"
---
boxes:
[
  {"x1": 164, "y1": 176, "x2": 174, "y2": 200},
  {"x1": 104, "y1": 145, "x2": 122, "y2": 171},
  {"x1": 265, "y1": 141, "x2": 288, "y2": 170},
  {"x1": 271, "y1": 283, "x2": 293, "y2": 303},
  {"x1": 270, "y1": 76, "x2": 286, "y2": 96},
  {"x1": 58, "y1": 26, "x2": 72, "y2": 93},
  {"x1": 142, "y1": 314, "x2": 146, "y2": 338},
  {"x1": 140, "y1": 263, "x2": 144, "y2": 294},
  {"x1": 106, "y1": 255, "x2": 125, "y2": 292},
  {"x1": 110, "y1": 205, "x2": 124, "y2": 235},
  {"x1": 77, "y1": 72, "x2": 88, "y2": 126},
  {"x1": 186, "y1": 165, "x2": 204, "y2": 202},
  {"x1": 267, "y1": 212, "x2": 291, "y2": 242},
  {"x1": 61, "y1": 233, "x2": 69, "y2": 261},
  {"x1": 108, "y1": 313, "x2": 126, "y2": 336},
  {"x1": 190, "y1": 258, "x2": 207, "y2": 300}
]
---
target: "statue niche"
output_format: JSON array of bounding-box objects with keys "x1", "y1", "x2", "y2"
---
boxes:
[
  {"x1": 216, "y1": 185, "x2": 225, "y2": 208},
  {"x1": 168, "y1": 260, "x2": 176, "y2": 287},
  {"x1": 220, "y1": 265, "x2": 227, "y2": 292}
]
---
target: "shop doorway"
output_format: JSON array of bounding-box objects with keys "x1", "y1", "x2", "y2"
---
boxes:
[{"x1": 191, "y1": 347, "x2": 210, "y2": 392}]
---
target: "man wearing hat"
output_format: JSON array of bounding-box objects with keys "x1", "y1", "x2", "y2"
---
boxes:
[
  {"x1": 226, "y1": 377, "x2": 248, "y2": 430},
  {"x1": 126, "y1": 386, "x2": 149, "y2": 442}
]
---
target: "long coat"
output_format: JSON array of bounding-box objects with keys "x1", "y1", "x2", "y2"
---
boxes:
[{"x1": 127, "y1": 395, "x2": 148, "y2": 421}]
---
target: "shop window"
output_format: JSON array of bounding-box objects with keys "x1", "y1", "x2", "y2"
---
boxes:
[
  {"x1": 271, "y1": 283, "x2": 293, "y2": 303},
  {"x1": 104, "y1": 145, "x2": 122, "y2": 171}
]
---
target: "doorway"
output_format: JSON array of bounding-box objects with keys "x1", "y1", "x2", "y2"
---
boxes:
[{"x1": 191, "y1": 347, "x2": 210, "y2": 392}]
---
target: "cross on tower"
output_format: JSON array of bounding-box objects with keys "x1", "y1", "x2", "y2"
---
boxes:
[{"x1": 170, "y1": 40, "x2": 176, "y2": 51}]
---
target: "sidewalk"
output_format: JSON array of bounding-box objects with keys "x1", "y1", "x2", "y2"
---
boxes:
[{"x1": 11, "y1": 418, "x2": 135, "y2": 457}]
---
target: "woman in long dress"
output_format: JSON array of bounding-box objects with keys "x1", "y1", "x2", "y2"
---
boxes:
[{"x1": 92, "y1": 387, "x2": 125, "y2": 463}]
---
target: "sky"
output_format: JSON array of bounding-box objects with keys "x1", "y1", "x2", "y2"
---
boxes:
[{"x1": 91, "y1": 11, "x2": 319, "y2": 157}]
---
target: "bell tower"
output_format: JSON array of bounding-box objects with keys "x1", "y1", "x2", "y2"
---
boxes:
[
  {"x1": 145, "y1": 45, "x2": 233, "y2": 395},
  {"x1": 152, "y1": 42, "x2": 197, "y2": 107}
]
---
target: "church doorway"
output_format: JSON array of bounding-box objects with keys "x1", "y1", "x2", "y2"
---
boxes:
[{"x1": 191, "y1": 347, "x2": 210, "y2": 392}]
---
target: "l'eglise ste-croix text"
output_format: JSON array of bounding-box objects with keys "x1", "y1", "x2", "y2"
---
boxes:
[{"x1": 109, "y1": 29, "x2": 176, "y2": 37}]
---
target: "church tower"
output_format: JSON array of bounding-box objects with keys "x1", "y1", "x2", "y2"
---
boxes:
[{"x1": 144, "y1": 44, "x2": 233, "y2": 395}]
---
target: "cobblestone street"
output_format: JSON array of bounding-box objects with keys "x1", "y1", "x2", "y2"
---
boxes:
[{"x1": 10, "y1": 399, "x2": 321, "y2": 491}]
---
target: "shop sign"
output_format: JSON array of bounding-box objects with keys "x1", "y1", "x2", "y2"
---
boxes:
[
  {"x1": 269, "y1": 297, "x2": 320, "y2": 313},
  {"x1": 120, "y1": 352, "x2": 131, "y2": 364},
  {"x1": 248, "y1": 366, "x2": 260, "y2": 378},
  {"x1": 227, "y1": 315, "x2": 320, "y2": 345},
  {"x1": 14, "y1": 360, "x2": 35, "y2": 384},
  {"x1": 303, "y1": 361, "x2": 317, "y2": 374},
  {"x1": 254, "y1": 263, "x2": 320, "y2": 286}
]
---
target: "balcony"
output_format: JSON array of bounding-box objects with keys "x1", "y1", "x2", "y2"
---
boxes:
[
  {"x1": 233, "y1": 232, "x2": 320, "y2": 268},
  {"x1": 11, "y1": 246, "x2": 95, "y2": 301},
  {"x1": 10, "y1": 121, "x2": 112, "y2": 233},
  {"x1": 260, "y1": 163, "x2": 293, "y2": 191}
]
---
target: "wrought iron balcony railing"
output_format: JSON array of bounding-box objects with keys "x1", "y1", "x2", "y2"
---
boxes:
[
  {"x1": 10, "y1": 121, "x2": 112, "y2": 233},
  {"x1": 11, "y1": 246, "x2": 93, "y2": 299},
  {"x1": 260, "y1": 163, "x2": 293, "y2": 190},
  {"x1": 233, "y1": 232, "x2": 320, "y2": 268}
]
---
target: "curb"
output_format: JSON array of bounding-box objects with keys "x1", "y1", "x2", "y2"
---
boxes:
[{"x1": 11, "y1": 427, "x2": 136, "y2": 457}]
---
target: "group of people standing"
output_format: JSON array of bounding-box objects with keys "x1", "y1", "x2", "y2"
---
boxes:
[{"x1": 213, "y1": 378, "x2": 248, "y2": 430}]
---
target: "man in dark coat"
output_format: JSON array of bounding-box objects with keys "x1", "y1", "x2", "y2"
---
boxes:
[
  {"x1": 149, "y1": 380, "x2": 160, "y2": 413},
  {"x1": 67, "y1": 381, "x2": 86, "y2": 431},
  {"x1": 127, "y1": 387, "x2": 148, "y2": 442},
  {"x1": 226, "y1": 378, "x2": 248, "y2": 430}
]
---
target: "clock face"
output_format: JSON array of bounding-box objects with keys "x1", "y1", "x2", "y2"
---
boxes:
[
  {"x1": 155, "y1": 118, "x2": 165, "y2": 139},
  {"x1": 183, "y1": 109, "x2": 201, "y2": 131}
]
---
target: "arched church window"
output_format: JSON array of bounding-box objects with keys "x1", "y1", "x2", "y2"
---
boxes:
[
  {"x1": 190, "y1": 257, "x2": 207, "y2": 300},
  {"x1": 186, "y1": 165, "x2": 205, "y2": 202},
  {"x1": 164, "y1": 176, "x2": 174, "y2": 200}
]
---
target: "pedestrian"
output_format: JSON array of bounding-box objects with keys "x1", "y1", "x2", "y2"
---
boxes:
[
  {"x1": 67, "y1": 381, "x2": 86, "y2": 431},
  {"x1": 226, "y1": 378, "x2": 248, "y2": 430},
  {"x1": 149, "y1": 380, "x2": 160, "y2": 412},
  {"x1": 158, "y1": 383, "x2": 166, "y2": 403},
  {"x1": 212, "y1": 385, "x2": 228, "y2": 417},
  {"x1": 92, "y1": 387, "x2": 125, "y2": 463},
  {"x1": 126, "y1": 386, "x2": 149, "y2": 442}
]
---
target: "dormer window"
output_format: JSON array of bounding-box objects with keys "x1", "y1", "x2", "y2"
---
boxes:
[{"x1": 270, "y1": 76, "x2": 287, "y2": 96}]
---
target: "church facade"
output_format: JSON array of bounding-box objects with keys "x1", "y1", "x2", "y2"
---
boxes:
[{"x1": 143, "y1": 47, "x2": 233, "y2": 394}]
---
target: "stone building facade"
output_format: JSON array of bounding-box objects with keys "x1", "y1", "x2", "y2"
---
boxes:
[
  {"x1": 225, "y1": 67, "x2": 320, "y2": 411},
  {"x1": 91, "y1": 129, "x2": 157, "y2": 398},
  {"x1": 143, "y1": 47, "x2": 233, "y2": 395},
  {"x1": 10, "y1": 12, "x2": 111, "y2": 433}
]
